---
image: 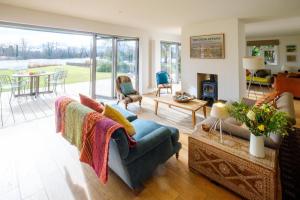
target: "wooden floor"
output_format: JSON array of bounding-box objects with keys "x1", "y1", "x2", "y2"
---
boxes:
[{"x1": 0, "y1": 86, "x2": 299, "y2": 200}]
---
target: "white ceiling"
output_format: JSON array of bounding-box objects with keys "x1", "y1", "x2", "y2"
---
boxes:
[
  {"x1": 0, "y1": 0, "x2": 300, "y2": 36},
  {"x1": 246, "y1": 17, "x2": 300, "y2": 38}
]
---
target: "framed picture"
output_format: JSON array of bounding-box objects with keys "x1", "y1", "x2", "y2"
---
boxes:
[
  {"x1": 190, "y1": 34, "x2": 225, "y2": 59},
  {"x1": 286, "y1": 45, "x2": 297, "y2": 53},
  {"x1": 287, "y1": 55, "x2": 297, "y2": 62}
]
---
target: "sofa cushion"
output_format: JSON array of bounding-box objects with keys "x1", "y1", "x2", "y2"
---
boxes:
[
  {"x1": 131, "y1": 119, "x2": 179, "y2": 146},
  {"x1": 103, "y1": 105, "x2": 136, "y2": 136},
  {"x1": 111, "y1": 104, "x2": 137, "y2": 122},
  {"x1": 79, "y1": 93, "x2": 104, "y2": 113},
  {"x1": 199, "y1": 117, "x2": 282, "y2": 149}
]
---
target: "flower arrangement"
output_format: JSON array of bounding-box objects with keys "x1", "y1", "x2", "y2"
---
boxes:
[{"x1": 228, "y1": 102, "x2": 289, "y2": 137}]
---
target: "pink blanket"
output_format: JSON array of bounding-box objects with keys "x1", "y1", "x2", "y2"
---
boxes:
[{"x1": 80, "y1": 112, "x2": 136, "y2": 184}]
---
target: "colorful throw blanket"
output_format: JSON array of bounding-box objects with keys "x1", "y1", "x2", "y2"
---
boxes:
[
  {"x1": 55, "y1": 96, "x2": 74, "y2": 134},
  {"x1": 64, "y1": 101, "x2": 93, "y2": 150},
  {"x1": 80, "y1": 111, "x2": 136, "y2": 184}
]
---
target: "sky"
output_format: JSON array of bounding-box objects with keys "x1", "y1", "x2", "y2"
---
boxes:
[{"x1": 0, "y1": 27, "x2": 92, "y2": 48}]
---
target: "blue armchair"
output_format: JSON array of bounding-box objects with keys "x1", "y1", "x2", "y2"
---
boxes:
[
  {"x1": 156, "y1": 71, "x2": 172, "y2": 96},
  {"x1": 108, "y1": 105, "x2": 181, "y2": 190}
]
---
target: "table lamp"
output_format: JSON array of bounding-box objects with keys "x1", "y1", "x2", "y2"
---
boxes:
[
  {"x1": 209, "y1": 102, "x2": 229, "y2": 143},
  {"x1": 243, "y1": 56, "x2": 265, "y2": 97}
]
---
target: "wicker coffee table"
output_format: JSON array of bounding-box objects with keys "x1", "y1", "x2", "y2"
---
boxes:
[
  {"x1": 188, "y1": 128, "x2": 278, "y2": 200},
  {"x1": 153, "y1": 96, "x2": 207, "y2": 127}
]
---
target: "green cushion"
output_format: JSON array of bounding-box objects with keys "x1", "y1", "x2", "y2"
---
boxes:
[{"x1": 120, "y1": 82, "x2": 135, "y2": 95}]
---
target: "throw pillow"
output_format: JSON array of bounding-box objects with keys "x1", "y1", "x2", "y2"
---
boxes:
[
  {"x1": 157, "y1": 72, "x2": 169, "y2": 84},
  {"x1": 120, "y1": 82, "x2": 135, "y2": 95},
  {"x1": 255, "y1": 91, "x2": 279, "y2": 107},
  {"x1": 103, "y1": 105, "x2": 136, "y2": 136},
  {"x1": 256, "y1": 70, "x2": 269, "y2": 78},
  {"x1": 79, "y1": 94, "x2": 104, "y2": 113}
]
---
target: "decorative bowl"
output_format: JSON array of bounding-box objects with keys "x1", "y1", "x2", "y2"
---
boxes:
[{"x1": 173, "y1": 92, "x2": 195, "y2": 103}]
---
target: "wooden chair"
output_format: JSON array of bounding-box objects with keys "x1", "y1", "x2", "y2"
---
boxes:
[
  {"x1": 115, "y1": 76, "x2": 142, "y2": 109},
  {"x1": 156, "y1": 71, "x2": 172, "y2": 97}
]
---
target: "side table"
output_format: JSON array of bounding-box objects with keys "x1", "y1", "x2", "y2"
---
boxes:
[{"x1": 188, "y1": 128, "x2": 278, "y2": 200}]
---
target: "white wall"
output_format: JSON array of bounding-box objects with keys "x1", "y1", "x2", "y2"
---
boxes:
[
  {"x1": 246, "y1": 35, "x2": 300, "y2": 73},
  {"x1": 181, "y1": 18, "x2": 246, "y2": 101},
  {"x1": 0, "y1": 3, "x2": 180, "y2": 94}
]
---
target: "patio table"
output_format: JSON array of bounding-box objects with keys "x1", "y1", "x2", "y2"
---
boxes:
[{"x1": 12, "y1": 71, "x2": 55, "y2": 97}]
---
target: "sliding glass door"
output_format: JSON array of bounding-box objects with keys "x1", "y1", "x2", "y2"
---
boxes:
[
  {"x1": 96, "y1": 37, "x2": 113, "y2": 97},
  {"x1": 116, "y1": 39, "x2": 139, "y2": 90},
  {"x1": 95, "y1": 37, "x2": 139, "y2": 98}
]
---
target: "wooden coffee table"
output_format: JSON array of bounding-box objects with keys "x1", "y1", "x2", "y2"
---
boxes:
[
  {"x1": 189, "y1": 128, "x2": 278, "y2": 200},
  {"x1": 153, "y1": 96, "x2": 207, "y2": 127}
]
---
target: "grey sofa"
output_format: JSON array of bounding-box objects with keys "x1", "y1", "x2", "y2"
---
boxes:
[{"x1": 198, "y1": 92, "x2": 296, "y2": 149}]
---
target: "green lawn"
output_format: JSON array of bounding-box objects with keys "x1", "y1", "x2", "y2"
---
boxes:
[{"x1": 0, "y1": 65, "x2": 112, "y2": 85}]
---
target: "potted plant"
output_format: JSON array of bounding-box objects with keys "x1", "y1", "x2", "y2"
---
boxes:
[{"x1": 228, "y1": 102, "x2": 289, "y2": 158}]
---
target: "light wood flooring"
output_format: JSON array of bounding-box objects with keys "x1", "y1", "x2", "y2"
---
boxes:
[{"x1": 0, "y1": 88, "x2": 299, "y2": 200}]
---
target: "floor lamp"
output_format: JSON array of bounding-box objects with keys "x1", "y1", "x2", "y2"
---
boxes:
[{"x1": 243, "y1": 56, "x2": 265, "y2": 98}]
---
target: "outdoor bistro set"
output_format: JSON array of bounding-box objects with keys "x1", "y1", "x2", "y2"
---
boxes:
[{"x1": 0, "y1": 69, "x2": 68, "y2": 126}]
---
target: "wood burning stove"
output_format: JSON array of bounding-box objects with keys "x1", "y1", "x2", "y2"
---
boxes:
[{"x1": 202, "y1": 80, "x2": 218, "y2": 102}]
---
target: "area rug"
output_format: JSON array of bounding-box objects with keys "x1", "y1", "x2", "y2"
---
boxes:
[{"x1": 124, "y1": 95, "x2": 205, "y2": 134}]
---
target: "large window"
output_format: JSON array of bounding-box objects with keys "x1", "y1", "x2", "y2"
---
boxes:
[
  {"x1": 0, "y1": 24, "x2": 139, "y2": 98},
  {"x1": 248, "y1": 45, "x2": 278, "y2": 65},
  {"x1": 0, "y1": 26, "x2": 92, "y2": 95},
  {"x1": 161, "y1": 41, "x2": 181, "y2": 83}
]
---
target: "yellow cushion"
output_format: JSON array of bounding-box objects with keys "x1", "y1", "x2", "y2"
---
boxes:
[
  {"x1": 103, "y1": 105, "x2": 136, "y2": 136},
  {"x1": 246, "y1": 76, "x2": 271, "y2": 83}
]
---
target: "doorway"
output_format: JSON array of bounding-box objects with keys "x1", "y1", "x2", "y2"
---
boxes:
[{"x1": 160, "y1": 41, "x2": 181, "y2": 84}]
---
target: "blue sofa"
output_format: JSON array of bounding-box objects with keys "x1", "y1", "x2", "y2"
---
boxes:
[{"x1": 107, "y1": 104, "x2": 181, "y2": 189}]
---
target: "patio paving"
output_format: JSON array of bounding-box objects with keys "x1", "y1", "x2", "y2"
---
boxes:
[
  {"x1": 0, "y1": 79, "x2": 113, "y2": 128},
  {"x1": 0, "y1": 78, "x2": 181, "y2": 128}
]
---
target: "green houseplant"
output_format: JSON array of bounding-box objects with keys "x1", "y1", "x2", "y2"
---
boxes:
[{"x1": 228, "y1": 102, "x2": 289, "y2": 158}]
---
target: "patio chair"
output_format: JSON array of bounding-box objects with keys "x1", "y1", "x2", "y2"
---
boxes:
[
  {"x1": 156, "y1": 71, "x2": 172, "y2": 96},
  {"x1": 45, "y1": 70, "x2": 68, "y2": 94},
  {"x1": 116, "y1": 75, "x2": 142, "y2": 109},
  {"x1": 0, "y1": 75, "x2": 27, "y2": 126}
]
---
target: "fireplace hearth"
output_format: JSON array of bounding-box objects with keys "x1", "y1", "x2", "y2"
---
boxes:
[{"x1": 197, "y1": 73, "x2": 218, "y2": 106}]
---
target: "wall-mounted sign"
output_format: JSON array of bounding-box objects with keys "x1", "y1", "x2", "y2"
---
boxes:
[
  {"x1": 286, "y1": 45, "x2": 297, "y2": 53},
  {"x1": 287, "y1": 55, "x2": 297, "y2": 62},
  {"x1": 190, "y1": 34, "x2": 225, "y2": 59}
]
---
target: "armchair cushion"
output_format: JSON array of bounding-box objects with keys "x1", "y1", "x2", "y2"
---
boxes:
[
  {"x1": 156, "y1": 71, "x2": 169, "y2": 84},
  {"x1": 120, "y1": 82, "x2": 135, "y2": 95},
  {"x1": 158, "y1": 83, "x2": 172, "y2": 88}
]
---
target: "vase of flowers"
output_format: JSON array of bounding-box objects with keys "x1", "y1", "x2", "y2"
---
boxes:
[{"x1": 228, "y1": 103, "x2": 289, "y2": 158}]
